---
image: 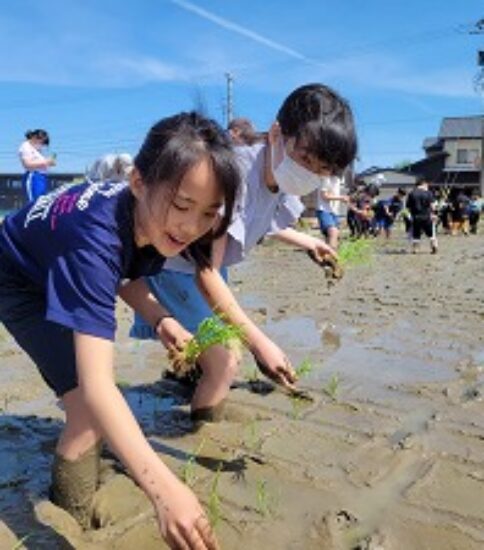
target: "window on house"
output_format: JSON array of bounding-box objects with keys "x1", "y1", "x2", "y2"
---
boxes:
[{"x1": 456, "y1": 149, "x2": 479, "y2": 165}]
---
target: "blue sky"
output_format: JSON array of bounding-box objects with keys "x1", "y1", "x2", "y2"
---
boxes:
[{"x1": 1, "y1": 0, "x2": 482, "y2": 173}]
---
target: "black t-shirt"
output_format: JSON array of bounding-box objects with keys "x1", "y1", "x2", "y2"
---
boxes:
[{"x1": 407, "y1": 188, "x2": 433, "y2": 220}]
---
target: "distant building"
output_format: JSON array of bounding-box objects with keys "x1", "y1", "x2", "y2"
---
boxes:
[
  {"x1": 357, "y1": 167, "x2": 416, "y2": 198},
  {"x1": 409, "y1": 115, "x2": 483, "y2": 195},
  {"x1": 0, "y1": 172, "x2": 84, "y2": 212}
]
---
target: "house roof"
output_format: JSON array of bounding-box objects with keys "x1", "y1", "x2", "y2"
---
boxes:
[
  {"x1": 410, "y1": 151, "x2": 448, "y2": 170},
  {"x1": 438, "y1": 116, "x2": 483, "y2": 139},
  {"x1": 423, "y1": 137, "x2": 442, "y2": 150},
  {"x1": 358, "y1": 166, "x2": 413, "y2": 177}
]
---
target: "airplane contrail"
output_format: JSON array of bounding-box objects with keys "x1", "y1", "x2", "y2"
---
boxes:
[{"x1": 170, "y1": 0, "x2": 316, "y2": 64}]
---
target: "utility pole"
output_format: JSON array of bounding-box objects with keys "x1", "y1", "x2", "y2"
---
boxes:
[
  {"x1": 477, "y1": 51, "x2": 484, "y2": 197},
  {"x1": 224, "y1": 72, "x2": 234, "y2": 127},
  {"x1": 470, "y1": 19, "x2": 484, "y2": 195}
]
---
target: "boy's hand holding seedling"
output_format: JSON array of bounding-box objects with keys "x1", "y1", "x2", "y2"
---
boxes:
[{"x1": 308, "y1": 236, "x2": 338, "y2": 261}]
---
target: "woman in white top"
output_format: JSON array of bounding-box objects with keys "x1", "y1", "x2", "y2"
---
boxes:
[{"x1": 18, "y1": 129, "x2": 56, "y2": 202}]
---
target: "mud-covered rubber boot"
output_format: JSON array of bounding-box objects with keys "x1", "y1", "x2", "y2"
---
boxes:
[{"x1": 50, "y1": 442, "x2": 101, "y2": 530}]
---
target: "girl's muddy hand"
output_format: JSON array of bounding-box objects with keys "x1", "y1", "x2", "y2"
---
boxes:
[
  {"x1": 155, "y1": 477, "x2": 220, "y2": 550},
  {"x1": 274, "y1": 359, "x2": 298, "y2": 389},
  {"x1": 256, "y1": 356, "x2": 297, "y2": 390},
  {"x1": 157, "y1": 317, "x2": 192, "y2": 350}
]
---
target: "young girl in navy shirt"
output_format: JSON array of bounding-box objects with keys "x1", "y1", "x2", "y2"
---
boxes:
[{"x1": 0, "y1": 112, "x2": 241, "y2": 550}]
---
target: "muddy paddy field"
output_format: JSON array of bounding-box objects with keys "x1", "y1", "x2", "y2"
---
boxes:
[{"x1": 0, "y1": 227, "x2": 483, "y2": 549}]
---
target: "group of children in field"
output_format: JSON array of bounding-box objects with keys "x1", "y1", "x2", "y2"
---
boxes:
[
  {"x1": 0, "y1": 83, "x2": 358, "y2": 549},
  {"x1": 340, "y1": 176, "x2": 482, "y2": 255}
]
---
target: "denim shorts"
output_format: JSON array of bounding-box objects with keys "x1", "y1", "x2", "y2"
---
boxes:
[
  {"x1": 374, "y1": 216, "x2": 394, "y2": 230},
  {"x1": 0, "y1": 247, "x2": 77, "y2": 397},
  {"x1": 130, "y1": 267, "x2": 228, "y2": 339},
  {"x1": 316, "y1": 210, "x2": 339, "y2": 234}
]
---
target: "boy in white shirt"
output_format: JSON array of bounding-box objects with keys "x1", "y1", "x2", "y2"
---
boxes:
[{"x1": 316, "y1": 175, "x2": 348, "y2": 249}]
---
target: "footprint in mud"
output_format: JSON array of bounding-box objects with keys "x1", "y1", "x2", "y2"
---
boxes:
[{"x1": 312, "y1": 510, "x2": 389, "y2": 550}]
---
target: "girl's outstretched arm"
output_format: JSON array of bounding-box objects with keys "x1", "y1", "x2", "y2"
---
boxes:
[
  {"x1": 74, "y1": 332, "x2": 218, "y2": 550},
  {"x1": 271, "y1": 227, "x2": 337, "y2": 259},
  {"x1": 196, "y1": 267, "x2": 297, "y2": 390}
]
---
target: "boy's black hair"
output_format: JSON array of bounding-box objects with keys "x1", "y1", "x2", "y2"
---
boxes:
[
  {"x1": 25, "y1": 129, "x2": 50, "y2": 146},
  {"x1": 276, "y1": 83, "x2": 357, "y2": 174},
  {"x1": 365, "y1": 182, "x2": 380, "y2": 198},
  {"x1": 415, "y1": 176, "x2": 429, "y2": 187},
  {"x1": 134, "y1": 111, "x2": 240, "y2": 268},
  {"x1": 397, "y1": 187, "x2": 407, "y2": 196}
]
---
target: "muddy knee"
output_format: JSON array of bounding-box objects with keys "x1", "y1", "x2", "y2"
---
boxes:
[{"x1": 50, "y1": 442, "x2": 101, "y2": 529}]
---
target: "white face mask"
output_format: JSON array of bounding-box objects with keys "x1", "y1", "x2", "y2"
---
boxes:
[{"x1": 271, "y1": 141, "x2": 326, "y2": 196}]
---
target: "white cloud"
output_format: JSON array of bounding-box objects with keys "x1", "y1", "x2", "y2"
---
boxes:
[{"x1": 104, "y1": 56, "x2": 191, "y2": 83}]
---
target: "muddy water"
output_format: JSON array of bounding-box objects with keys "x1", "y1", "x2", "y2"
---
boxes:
[{"x1": 0, "y1": 229, "x2": 483, "y2": 549}]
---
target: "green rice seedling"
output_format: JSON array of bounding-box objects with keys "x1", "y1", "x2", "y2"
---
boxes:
[
  {"x1": 187, "y1": 314, "x2": 245, "y2": 362},
  {"x1": 170, "y1": 314, "x2": 245, "y2": 376},
  {"x1": 289, "y1": 394, "x2": 306, "y2": 419},
  {"x1": 324, "y1": 373, "x2": 340, "y2": 400},
  {"x1": 207, "y1": 466, "x2": 222, "y2": 528},
  {"x1": 243, "y1": 366, "x2": 260, "y2": 383},
  {"x1": 295, "y1": 358, "x2": 313, "y2": 378},
  {"x1": 180, "y1": 438, "x2": 206, "y2": 487},
  {"x1": 255, "y1": 479, "x2": 277, "y2": 517},
  {"x1": 338, "y1": 239, "x2": 373, "y2": 268},
  {"x1": 243, "y1": 418, "x2": 262, "y2": 453}
]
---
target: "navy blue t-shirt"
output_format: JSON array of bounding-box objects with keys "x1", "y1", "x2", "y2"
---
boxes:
[{"x1": 0, "y1": 181, "x2": 165, "y2": 340}]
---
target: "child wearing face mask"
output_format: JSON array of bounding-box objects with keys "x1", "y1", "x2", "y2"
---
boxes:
[
  {"x1": 131, "y1": 83, "x2": 358, "y2": 422},
  {"x1": 18, "y1": 129, "x2": 57, "y2": 202},
  {"x1": 1, "y1": 112, "x2": 241, "y2": 550}
]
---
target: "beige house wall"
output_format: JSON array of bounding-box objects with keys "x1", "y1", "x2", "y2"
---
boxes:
[{"x1": 444, "y1": 138, "x2": 482, "y2": 169}]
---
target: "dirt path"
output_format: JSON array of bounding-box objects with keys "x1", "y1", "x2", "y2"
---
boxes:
[{"x1": 0, "y1": 228, "x2": 483, "y2": 549}]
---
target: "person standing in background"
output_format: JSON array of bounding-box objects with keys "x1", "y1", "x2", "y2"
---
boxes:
[
  {"x1": 315, "y1": 175, "x2": 348, "y2": 249},
  {"x1": 227, "y1": 117, "x2": 264, "y2": 146},
  {"x1": 469, "y1": 192, "x2": 482, "y2": 234},
  {"x1": 18, "y1": 129, "x2": 56, "y2": 202},
  {"x1": 406, "y1": 177, "x2": 438, "y2": 254}
]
